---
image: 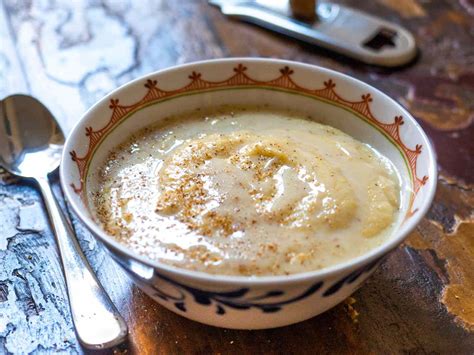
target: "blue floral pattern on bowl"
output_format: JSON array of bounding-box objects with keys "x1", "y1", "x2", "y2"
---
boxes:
[{"x1": 145, "y1": 256, "x2": 383, "y2": 315}]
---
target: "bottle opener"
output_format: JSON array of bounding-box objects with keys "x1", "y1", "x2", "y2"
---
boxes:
[{"x1": 210, "y1": 0, "x2": 417, "y2": 67}]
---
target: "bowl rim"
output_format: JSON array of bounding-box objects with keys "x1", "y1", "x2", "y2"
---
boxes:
[{"x1": 60, "y1": 57, "x2": 437, "y2": 285}]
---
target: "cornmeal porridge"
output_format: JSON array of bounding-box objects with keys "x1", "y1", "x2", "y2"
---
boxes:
[{"x1": 89, "y1": 106, "x2": 400, "y2": 276}]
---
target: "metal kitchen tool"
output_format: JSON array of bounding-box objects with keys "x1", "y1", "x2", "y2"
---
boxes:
[
  {"x1": 0, "y1": 94, "x2": 128, "y2": 349},
  {"x1": 210, "y1": 0, "x2": 417, "y2": 67}
]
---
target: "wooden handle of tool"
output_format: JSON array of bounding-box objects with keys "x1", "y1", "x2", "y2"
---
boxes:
[{"x1": 289, "y1": 0, "x2": 316, "y2": 21}]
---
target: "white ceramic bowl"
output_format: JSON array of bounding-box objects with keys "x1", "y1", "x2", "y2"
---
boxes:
[{"x1": 61, "y1": 58, "x2": 437, "y2": 329}]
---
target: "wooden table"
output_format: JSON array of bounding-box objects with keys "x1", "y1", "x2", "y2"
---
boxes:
[{"x1": 0, "y1": 1, "x2": 473, "y2": 353}]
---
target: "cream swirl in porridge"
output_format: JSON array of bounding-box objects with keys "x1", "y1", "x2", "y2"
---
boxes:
[{"x1": 90, "y1": 106, "x2": 400, "y2": 276}]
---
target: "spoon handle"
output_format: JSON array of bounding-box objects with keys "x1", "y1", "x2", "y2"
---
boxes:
[{"x1": 36, "y1": 176, "x2": 128, "y2": 349}]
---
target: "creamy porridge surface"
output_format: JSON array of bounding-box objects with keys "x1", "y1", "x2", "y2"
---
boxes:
[{"x1": 89, "y1": 106, "x2": 400, "y2": 276}]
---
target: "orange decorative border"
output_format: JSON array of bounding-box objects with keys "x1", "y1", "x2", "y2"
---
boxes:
[{"x1": 70, "y1": 64, "x2": 428, "y2": 216}]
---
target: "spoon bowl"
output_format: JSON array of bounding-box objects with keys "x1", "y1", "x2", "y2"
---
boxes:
[{"x1": 0, "y1": 95, "x2": 63, "y2": 177}]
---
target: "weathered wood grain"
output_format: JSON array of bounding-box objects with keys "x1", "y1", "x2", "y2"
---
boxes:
[
  {"x1": 0, "y1": 0, "x2": 473, "y2": 354},
  {"x1": 0, "y1": 1, "x2": 28, "y2": 98}
]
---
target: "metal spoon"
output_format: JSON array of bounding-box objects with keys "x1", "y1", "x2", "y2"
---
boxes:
[{"x1": 0, "y1": 94, "x2": 128, "y2": 349}]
